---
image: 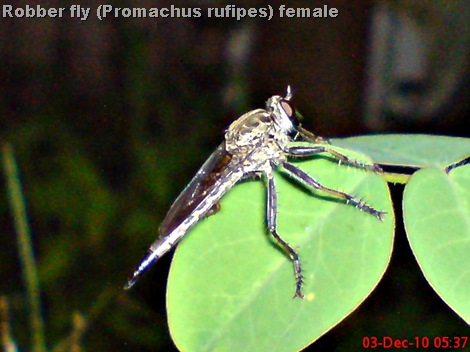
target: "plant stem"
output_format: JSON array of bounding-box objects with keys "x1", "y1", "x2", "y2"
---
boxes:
[
  {"x1": 0, "y1": 296, "x2": 18, "y2": 352},
  {"x1": 2, "y1": 143, "x2": 47, "y2": 352}
]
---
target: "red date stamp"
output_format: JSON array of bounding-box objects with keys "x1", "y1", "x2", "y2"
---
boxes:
[{"x1": 362, "y1": 336, "x2": 468, "y2": 349}]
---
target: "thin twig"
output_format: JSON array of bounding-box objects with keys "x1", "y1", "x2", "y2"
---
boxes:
[
  {"x1": 51, "y1": 288, "x2": 116, "y2": 352},
  {"x1": 51, "y1": 312, "x2": 87, "y2": 352},
  {"x1": 2, "y1": 143, "x2": 47, "y2": 352},
  {"x1": 0, "y1": 296, "x2": 18, "y2": 352}
]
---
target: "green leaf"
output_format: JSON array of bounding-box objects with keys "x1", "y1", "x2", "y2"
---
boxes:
[
  {"x1": 332, "y1": 134, "x2": 470, "y2": 168},
  {"x1": 403, "y1": 164, "x2": 470, "y2": 323},
  {"x1": 166, "y1": 151, "x2": 394, "y2": 351}
]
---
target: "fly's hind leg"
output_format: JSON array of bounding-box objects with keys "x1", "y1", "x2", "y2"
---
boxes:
[
  {"x1": 266, "y1": 173, "x2": 304, "y2": 298},
  {"x1": 205, "y1": 203, "x2": 221, "y2": 217}
]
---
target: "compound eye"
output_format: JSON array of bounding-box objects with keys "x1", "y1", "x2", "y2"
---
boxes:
[{"x1": 280, "y1": 100, "x2": 294, "y2": 118}]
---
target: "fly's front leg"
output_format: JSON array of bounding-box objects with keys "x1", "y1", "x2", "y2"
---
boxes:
[
  {"x1": 288, "y1": 145, "x2": 382, "y2": 173},
  {"x1": 266, "y1": 173, "x2": 304, "y2": 298},
  {"x1": 296, "y1": 126, "x2": 330, "y2": 144},
  {"x1": 282, "y1": 162, "x2": 386, "y2": 221}
]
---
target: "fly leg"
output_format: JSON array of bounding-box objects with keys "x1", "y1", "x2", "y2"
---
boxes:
[
  {"x1": 266, "y1": 173, "x2": 304, "y2": 298},
  {"x1": 295, "y1": 126, "x2": 330, "y2": 144},
  {"x1": 282, "y1": 162, "x2": 386, "y2": 221},
  {"x1": 288, "y1": 145, "x2": 382, "y2": 173}
]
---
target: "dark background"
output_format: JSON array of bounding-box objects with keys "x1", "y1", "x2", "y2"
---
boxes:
[{"x1": 1, "y1": 1, "x2": 468, "y2": 351}]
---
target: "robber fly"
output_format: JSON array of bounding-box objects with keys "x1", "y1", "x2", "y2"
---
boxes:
[{"x1": 124, "y1": 86, "x2": 385, "y2": 298}]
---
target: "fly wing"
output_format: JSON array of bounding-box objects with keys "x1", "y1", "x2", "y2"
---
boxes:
[{"x1": 158, "y1": 142, "x2": 233, "y2": 236}]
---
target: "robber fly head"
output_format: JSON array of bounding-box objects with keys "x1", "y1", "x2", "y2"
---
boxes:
[{"x1": 266, "y1": 85, "x2": 297, "y2": 135}]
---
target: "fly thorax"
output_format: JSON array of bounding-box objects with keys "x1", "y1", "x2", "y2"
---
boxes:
[{"x1": 225, "y1": 109, "x2": 272, "y2": 155}]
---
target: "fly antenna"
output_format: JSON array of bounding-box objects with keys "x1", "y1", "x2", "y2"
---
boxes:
[{"x1": 285, "y1": 85, "x2": 293, "y2": 101}]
